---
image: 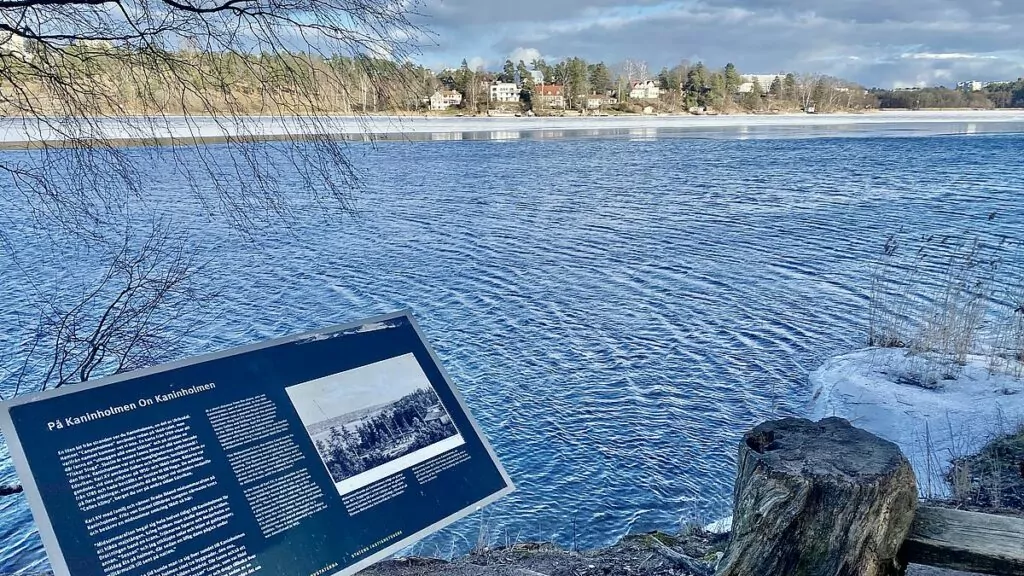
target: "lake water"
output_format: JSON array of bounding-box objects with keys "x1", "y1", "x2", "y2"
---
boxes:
[{"x1": 2, "y1": 120, "x2": 1024, "y2": 574}]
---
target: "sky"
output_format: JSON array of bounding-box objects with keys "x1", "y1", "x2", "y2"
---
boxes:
[
  {"x1": 286, "y1": 353, "x2": 433, "y2": 424},
  {"x1": 408, "y1": 0, "x2": 1024, "y2": 88}
]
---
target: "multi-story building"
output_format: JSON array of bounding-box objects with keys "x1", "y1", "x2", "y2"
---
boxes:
[
  {"x1": 489, "y1": 82, "x2": 520, "y2": 103},
  {"x1": 429, "y1": 90, "x2": 463, "y2": 110},
  {"x1": 629, "y1": 80, "x2": 660, "y2": 100},
  {"x1": 737, "y1": 74, "x2": 784, "y2": 94},
  {"x1": 534, "y1": 84, "x2": 565, "y2": 109}
]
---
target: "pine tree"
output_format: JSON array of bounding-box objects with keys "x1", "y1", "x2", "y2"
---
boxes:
[
  {"x1": 588, "y1": 62, "x2": 612, "y2": 94},
  {"x1": 784, "y1": 73, "x2": 797, "y2": 101},
  {"x1": 742, "y1": 78, "x2": 763, "y2": 110},
  {"x1": 516, "y1": 60, "x2": 530, "y2": 86},
  {"x1": 684, "y1": 63, "x2": 709, "y2": 108},
  {"x1": 724, "y1": 63, "x2": 742, "y2": 95},
  {"x1": 501, "y1": 59, "x2": 515, "y2": 83},
  {"x1": 708, "y1": 72, "x2": 727, "y2": 110}
]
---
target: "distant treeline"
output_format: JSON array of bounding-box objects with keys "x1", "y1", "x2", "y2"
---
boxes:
[
  {"x1": 871, "y1": 81, "x2": 1024, "y2": 109},
  {"x1": 2, "y1": 43, "x2": 1021, "y2": 115},
  {"x1": 441, "y1": 57, "x2": 876, "y2": 113},
  {"x1": 315, "y1": 388, "x2": 458, "y2": 483},
  {"x1": 0, "y1": 45, "x2": 439, "y2": 115}
]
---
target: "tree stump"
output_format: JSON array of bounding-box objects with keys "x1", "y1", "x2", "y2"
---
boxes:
[{"x1": 717, "y1": 417, "x2": 918, "y2": 576}]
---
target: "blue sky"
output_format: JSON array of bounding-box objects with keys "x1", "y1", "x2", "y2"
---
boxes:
[{"x1": 408, "y1": 0, "x2": 1024, "y2": 88}]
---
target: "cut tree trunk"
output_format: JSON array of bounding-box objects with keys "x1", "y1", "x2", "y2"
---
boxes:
[{"x1": 717, "y1": 417, "x2": 918, "y2": 576}]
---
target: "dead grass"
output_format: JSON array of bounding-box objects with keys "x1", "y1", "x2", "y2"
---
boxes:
[
  {"x1": 868, "y1": 229, "x2": 1021, "y2": 388},
  {"x1": 945, "y1": 419, "x2": 1024, "y2": 512}
]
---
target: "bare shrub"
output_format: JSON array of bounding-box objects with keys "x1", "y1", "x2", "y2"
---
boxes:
[
  {"x1": 867, "y1": 229, "x2": 1014, "y2": 387},
  {"x1": 989, "y1": 248, "x2": 1024, "y2": 379},
  {"x1": 1, "y1": 2, "x2": 429, "y2": 402},
  {"x1": 1, "y1": 221, "x2": 213, "y2": 398}
]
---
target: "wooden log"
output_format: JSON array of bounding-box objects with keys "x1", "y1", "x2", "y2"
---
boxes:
[
  {"x1": 717, "y1": 417, "x2": 918, "y2": 576},
  {"x1": 900, "y1": 505, "x2": 1024, "y2": 575}
]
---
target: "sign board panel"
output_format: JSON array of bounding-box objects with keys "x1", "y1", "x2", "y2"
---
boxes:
[{"x1": 0, "y1": 310, "x2": 513, "y2": 576}]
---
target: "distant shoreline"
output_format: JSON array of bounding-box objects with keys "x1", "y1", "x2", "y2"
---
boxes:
[{"x1": 1, "y1": 109, "x2": 1021, "y2": 149}]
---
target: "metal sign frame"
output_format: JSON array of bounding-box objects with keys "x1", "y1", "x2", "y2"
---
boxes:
[{"x1": 0, "y1": 309, "x2": 514, "y2": 576}]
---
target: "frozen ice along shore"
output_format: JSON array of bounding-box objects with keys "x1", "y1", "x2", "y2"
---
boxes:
[
  {"x1": 1, "y1": 109, "x2": 1023, "y2": 144},
  {"x1": 808, "y1": 347, "x2": 1024, "y2": 497},
  {"x1": 704, "y1": 346, "x2": 1024, "y2": 535}
]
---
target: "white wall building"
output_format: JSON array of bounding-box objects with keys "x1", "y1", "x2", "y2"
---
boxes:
[
  {"x1": 489, "y1": 82, "x2": 520, "y2": 103},
  {"x1": 629, "y1": 80, "x2": 660, "y2": 100},
  {"x1": 956, "y1": 80, "x2": 984, "y2": 92},
  {"x1": 429, "y1": 90, "x2": 463, "y2": 110},
  {"x1": 737, "y1": 74, "x2": 784, "y2": 94}
]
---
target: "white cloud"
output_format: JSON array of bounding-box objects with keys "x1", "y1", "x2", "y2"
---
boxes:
[
  {"x1": 509, "y1": 46, "x2": 542, "y2": 64},
  {"x1": 467, "y1": 56, "x2": 487, "y2": 70},
  {"x1": 900, "y1": 52, "x2": 999, "y2": 60}
]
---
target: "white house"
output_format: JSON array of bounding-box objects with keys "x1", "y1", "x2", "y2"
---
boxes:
[
  {"x1": 429, "y1": 90, "x2": 463, "y2": 110},
  {"x1": 585, "y1": 94, "x2": 616, "y2": 110},
  {"x1": 629, "y1": 80, "x2": 660, "y2": 100},
  {"x1": 956, "y1": 80, "x2": 984, "y2": 92},
  {"x1": 737, "y1": 74, "x2": 784, "y2": 94},
  {"x1": 489, "y1": 82, "x2": 520, "y2": 103}
]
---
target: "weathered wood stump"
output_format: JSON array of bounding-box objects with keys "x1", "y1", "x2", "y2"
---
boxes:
[{"x1": 717, "y1": 417, "x2": 918, "y2": 576}]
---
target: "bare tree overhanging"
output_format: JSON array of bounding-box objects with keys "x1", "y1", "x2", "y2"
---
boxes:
[
  {"x1": 2, "y1": 221, "x2": 212, "y2": 398},
  {"x1": 0, "y1": 1, "x2": 431, "y2": 402},
  {"x1": 0, "y1": 0, "x2": 429, "y2": 231}
]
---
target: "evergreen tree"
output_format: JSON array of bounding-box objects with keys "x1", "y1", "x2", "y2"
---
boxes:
[
  {"x1": 532, "y1": 58, "x2": 553, "y2": 83},
  {"x1": 657, "y1": 66, "x2": 671, "y2": 90},
  {"x1": 588, "y1": 62, "x2": 612, "y2": 94},
  {"x1": 501, "y1": 59, "x2": 515, "y2": 83},
  {"x1": 1012, "y1": 79, "x2": 1024, "y2": 107},
  {"x1": 784, "y1": 73, "x2": 798, "y2": 101},
  {"x1": 724, "y1": 63, "x2": 742, "y2": 95},
  {"x1": 812, "y1": 77, "x2": 829, "y2": 111},
  {"x1": 516, "y1": 60, "x2": 530, "y2": 85},
  {"x1": 684, "y1": 62, "x2": 709, "y2": 108},
  {"x1": 742, "y1": 78, "x2": 763, "y2": 110},
  {"x1": 564, "y1": 57, "x2": 590, "y2": 109},
  {"x1": 708, "y1": 72, "x2": 727, "y2": 110},
  {"x1": 454, "y1": 60, "x2": 478, "y2": 108}
]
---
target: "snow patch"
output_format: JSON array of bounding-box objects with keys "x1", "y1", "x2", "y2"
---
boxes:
[
  {"x1": 704, "y1": 516, "x2": 732, "y2": 534},
  {"x1": 2, "y1": 110, "x2": 1023, "y2": 143},
  {"x1": 808, "y1": 347, "x2": 1024, "y2": 497}
]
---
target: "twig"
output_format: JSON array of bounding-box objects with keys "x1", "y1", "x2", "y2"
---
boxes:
[{"x1": 650, "y1": 539, "x2": 713, "y2": 576}]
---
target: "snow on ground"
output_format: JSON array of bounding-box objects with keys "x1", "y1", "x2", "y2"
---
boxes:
[
  {"x1": 1, "y1": 110, "x2": 1023, "y2": 143},
  {"x1": 706, "y1": 347, "x2": 1024, "y2": 533},
  {"x1": 808, "y1": 347, "x2": 1024, "y2": 497}
]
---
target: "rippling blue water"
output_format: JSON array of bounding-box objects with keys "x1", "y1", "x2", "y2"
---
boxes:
[{"x1": 2, "y1": 123, "x2": 1023, "y2": 574}]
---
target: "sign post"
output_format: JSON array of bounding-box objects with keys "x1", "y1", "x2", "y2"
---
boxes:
[{"x1": 0, "y1": 310, "x2": 513, "y2": 576}]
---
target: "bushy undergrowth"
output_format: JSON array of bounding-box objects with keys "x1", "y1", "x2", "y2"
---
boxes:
[
  {"x1": 946, "y1": 419, "x2": 1024, "y2": 511},
  {"x1": 868, "y1": 228, "x2": 1023, "y2": 388}
]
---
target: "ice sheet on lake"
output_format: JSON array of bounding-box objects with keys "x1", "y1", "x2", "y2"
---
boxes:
[
  {"x1": 808, "y1": 347, "x2": 1024, "y2": 497},
  {"x1": 3, "y1": 110, "x2": 1024, "y2": 143}
]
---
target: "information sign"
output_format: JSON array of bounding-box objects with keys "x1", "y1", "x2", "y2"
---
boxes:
[{"x1": 0, "y1": 311, "x2": 513, "y2": 576}]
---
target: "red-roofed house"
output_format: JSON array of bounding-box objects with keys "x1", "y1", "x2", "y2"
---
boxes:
[{"x1": 535, "y1": 84, "x2": 566, "y2": 109}]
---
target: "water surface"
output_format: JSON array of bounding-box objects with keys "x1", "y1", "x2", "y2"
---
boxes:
[{"x1": 1, "y1": 123, "x2": 1023, "y2": 573}]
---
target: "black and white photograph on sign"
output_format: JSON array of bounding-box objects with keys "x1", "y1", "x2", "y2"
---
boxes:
[{"x1": 286, "y1": 352, "x2": 464, "y2": 494}]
